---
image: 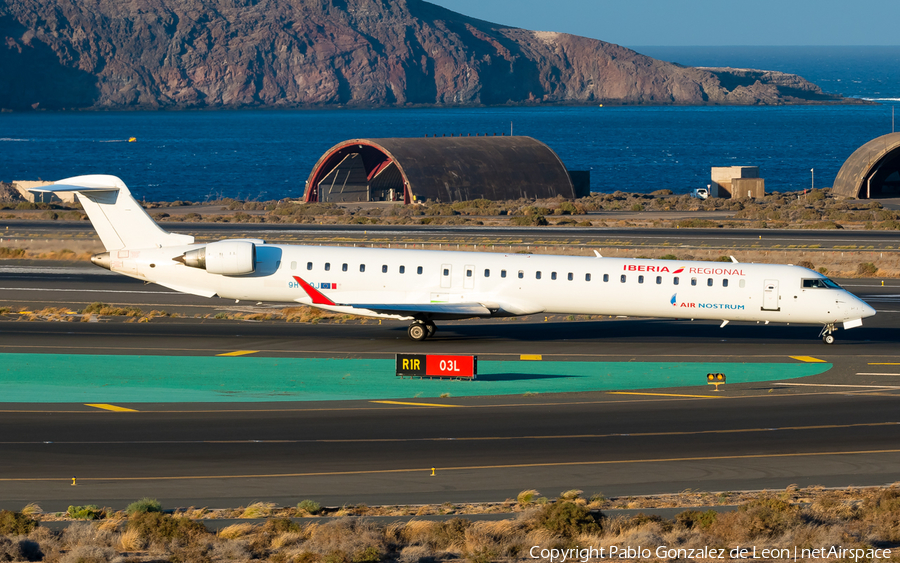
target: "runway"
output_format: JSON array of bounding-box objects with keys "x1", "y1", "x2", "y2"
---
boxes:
[
  {"x1": 6, "y1": 220, "x2": 900, "y2": 250},
  {"x1": 2, "y1": 262, "x2": 900, "y2": 510}
]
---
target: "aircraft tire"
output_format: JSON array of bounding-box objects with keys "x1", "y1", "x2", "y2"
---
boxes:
[
  {"x1": 425, "y1": 321, "x2": 437, "y2": 337},
  {"x1": 408, "y1": 323, "x2": 428, "y2": 341},
  {"x1": 823, "y1": 334, "x2": 835, "y2": 344}
]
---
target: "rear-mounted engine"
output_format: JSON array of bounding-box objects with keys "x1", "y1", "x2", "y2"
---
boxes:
[{"x1": 180, "y1": 240, "x2": 256, "y2": 275}]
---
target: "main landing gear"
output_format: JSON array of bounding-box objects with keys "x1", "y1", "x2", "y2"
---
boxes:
[
  {"x1": 819, "y1": 323, "x2": 836, "y2": 344},
  {"x1": 407, "y1": 320, "x2": 437, "y2": 341}
]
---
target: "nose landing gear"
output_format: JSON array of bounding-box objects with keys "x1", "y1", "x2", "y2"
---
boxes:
[
  {"x1": 819, "y1": 323, "x2": 836, "y2": 344},
  {"x1": 407, "y1": 320, "x2": 437, "y2": 341}
]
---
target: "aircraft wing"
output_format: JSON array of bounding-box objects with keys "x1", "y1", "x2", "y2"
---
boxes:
[
  {"x1": 347, "y1": 302, "x2": 493, "y2": 317},
  {"x1": 292, "y1": 275, "x2": 494, "y2": 318}
]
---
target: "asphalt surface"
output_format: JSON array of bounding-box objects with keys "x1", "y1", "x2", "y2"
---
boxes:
[
  {"x1": 6, "y1": 220, "x2": 900, "y2": 250},
  {"x1": 2, "y1": 258, "x2": 900, "y2": 510}
]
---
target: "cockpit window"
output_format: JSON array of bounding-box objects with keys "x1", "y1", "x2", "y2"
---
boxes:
[{"x1": 803, "y1": 278, "x2": 841, "y2": 289}]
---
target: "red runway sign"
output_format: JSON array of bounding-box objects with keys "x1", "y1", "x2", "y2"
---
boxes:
[{"x1": 395, "y1": 354, "x2": 477, "y2": 379}]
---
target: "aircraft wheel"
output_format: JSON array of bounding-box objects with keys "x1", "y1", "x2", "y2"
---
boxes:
[
  {"x1": 408, "y1": 322, "x2": 428, "y2": 341},
  {"x1": 425, "y1": 321, "x2": 437, "y2": 337},
  {"x1": 823, "y1": 334, "x2": 835, "y2": 345}
]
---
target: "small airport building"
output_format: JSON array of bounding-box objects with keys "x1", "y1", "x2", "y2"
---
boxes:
[
  {"x1": 832, "y1": 132, "x2": 900, "y2": 199},
  {"x1": 303, "y1": 136, "x2": 588, "y2": 204}
]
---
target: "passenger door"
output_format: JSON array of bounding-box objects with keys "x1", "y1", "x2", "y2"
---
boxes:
[{"x1": 463, "y1": 264, "x2": 475, "y2": 289}]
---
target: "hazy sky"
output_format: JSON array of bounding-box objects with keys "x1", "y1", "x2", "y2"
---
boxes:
[{"x1": 427, "y1": 0, "x2": 900, "y2": 46}]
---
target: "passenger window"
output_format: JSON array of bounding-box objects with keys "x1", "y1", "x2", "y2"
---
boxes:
[
  {"x1": 324, "y1": 263, "x2": 330, "y2": 271},
  {"x1": 382, "y1": 265, "x2": 388, "y2": 273},
  {"x1": 342, "y1": 263, "x2": 348, "y2": 272},
  {"x1": 586, "y1": 273, "x2": 592, "y2": 282},
  {"x1": 360, "y1": 264, "x2": 366, "y2": 273},
  {"x1": 739, "y1": 279, "x2": 745, "y2": 288},
  {"x1": 307, "y1": 262, "x2": 313, "y2": 270},
  {"x1": 501, "y1": 270, "x2": 507, "y2": 278},
  {"x1": 567, "y1": 273, "x2": 573, "y2": 281},
  {"x1": 551, "y1": 272, "x2": 557, "y2": 280},
  {"x1": 602, "y1": 274, "x2": 608, "y2": 282},
  {"x1": 638, "y1": 275, "x2": 644, "y2": 284},
  {"x1": 417, "y1": 266, "x2": 423, "y2": 274},
  {"x1": 723, "y1": 279, "x2": 728, "y2": 287},
  {"x1": 656, "y1": 276, "x2": 662, "y2": 284},
  {"x1": 536, "y1": 271, "x2": 542, "y2": 279},
  {"x1": 484, "y1": 269, "x2": 490, "y2": 277},
  {"x1": 466, "y1": 269, "x2": 473, "y2": 277},
  {"x1": 707, "y1": 278, "x2": 713, "y2": 287},
  {"x1": 290, "y1": 261, "x2": 297, "y2": 270},
  {"x1": 620, "y1": 275, "x2": 626, "y2": 283},
  {"x1": 443, "y1": 268, "x2": 450, "y2": 276},
  {"x1": 674, "y1": 277, "x2": 680, "y2": 285},
  {"x1": 518, "y1": 271, "x2": 524, "y2": 279},
  {"x1": 691, "y1": 277, "x2": 697, "y2": 286},
  {"x1": 399, "y1": 265, "x2": 405, "y2": 274}
]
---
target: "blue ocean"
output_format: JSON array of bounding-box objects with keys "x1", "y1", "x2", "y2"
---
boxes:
[{"x1": 1, "y1": 46, "x2": 898, "y2": 201}]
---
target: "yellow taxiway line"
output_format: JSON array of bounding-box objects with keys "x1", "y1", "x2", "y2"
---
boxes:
[
  {"x1": 607, "y1": 391, "x2": 721, "y2": 399},
  {"x1": 84, "y1": 404, "x2": 139, "y2": 412},
  {"x1": 790, "y1": 356, "x2": 827, "y2": 363},
  {"x1": 371, "y1": 400, "x2": 460, "y2": 408},
  {"x1": 5, "y1": 448, "x2": 900, "y2": 482},
  {"x1": 216, "y1": 350, "x2": 260, "y2": 357}
]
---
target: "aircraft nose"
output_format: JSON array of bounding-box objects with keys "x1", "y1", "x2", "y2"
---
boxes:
[{"x1": 860, "y1": 300, "x2": 877, "y2": 318}]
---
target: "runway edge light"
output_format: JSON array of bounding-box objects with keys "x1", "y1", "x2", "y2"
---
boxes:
[{"x1": 707, "y1": 373, "x2": 726, "y2": 391}]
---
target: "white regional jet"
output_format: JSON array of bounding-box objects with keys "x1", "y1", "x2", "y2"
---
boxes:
[{"x1": 35, "y1": 175, "x2": 875, "y2": 343}]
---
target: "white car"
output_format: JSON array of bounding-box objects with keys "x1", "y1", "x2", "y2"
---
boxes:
[{"x1": 691, "y1": 187, "x2": 709, "y2": 199}]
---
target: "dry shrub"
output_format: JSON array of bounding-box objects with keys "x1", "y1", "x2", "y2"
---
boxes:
[
  {"x1": 517, "y1": 489, "x2": 540, "y2": 506},
  {"x1": 860, "y1": 487, "x2": 900, "y2": 542},
  {"x1": 806, "y1": 491, "x2": 859, "y2": 524},
  {"x1": 531, "y1": 501, "x2": 601, "y2": 537},
  {"x1": 0, "y1": 536, "x2": 43, "y2": 562},
  {"x1": 401, "y1": 518, "x2": 470, "y2": 551},
  {"x1": 20, "y1": 504, "x2": 42, "y2": 517},
  {"x1": 271, "y1": 531, "x2": 306, "y2": 550},
  {"x1": 398, "y1": 544, "x2": 433, "y2": 563},
  {"x1": 240, "y1": 502, "x2": 277, "y2": 519},
  {"x1": 708, "y1": 497, "x2": 801, "y2": 542},
  {"x1": 61, "y1": 522, "x2": 117, "y2": 548},
  {"x1": 218, "y1": 522, "x2": 257, "y2": 539},
  {"x1": 463, "y1": 520, "x2": 525, "y2": 560},
  {"x1": 302, "y1": 518, "x2": 386, "y2": 561},
  {"x1": 0, "y1": 510, "x2": 38, "y2": 535},
  {"x1": 118, "y1": 526, "x2": 145, "y2": 551},
  {"x1": 210, "y1": 538, "x2": 252, "y2": 561},
  {"x1": 126, "y1": 512, "x2": 207, "y2": 546},
  {"x1": 59, "y1": 544, "x2": 117, "y2": 563}
]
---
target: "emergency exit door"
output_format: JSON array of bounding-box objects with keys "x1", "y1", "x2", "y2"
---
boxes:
[{"x1": 762, "y1": 279, "x2": 780, "y2": 311}]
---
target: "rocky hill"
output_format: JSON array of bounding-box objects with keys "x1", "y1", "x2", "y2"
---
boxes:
[{"x1": 0, "y1": 0, "x2": 850, "y2": 110}]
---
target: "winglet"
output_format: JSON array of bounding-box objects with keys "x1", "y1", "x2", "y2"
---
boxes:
[
  {"x1": 593, "y1": 250, "x2": 602, "y2": 258},
  {"x1": 293, "y1": 276, "x2": 336, "y2": 305},
  {"x1": 730, "y1": 256, "x2": 739, "y2": 263}
]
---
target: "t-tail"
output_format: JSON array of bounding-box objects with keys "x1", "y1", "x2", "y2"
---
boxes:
[{"x1": 30, "y1": 175, "x2": 194, "y2": 252}]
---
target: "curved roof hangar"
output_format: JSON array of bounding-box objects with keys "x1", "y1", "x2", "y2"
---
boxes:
[
  {"x1": 303, "y1": 136, "x2": 575, "y2": 204},
  {"x1": 833, "y1": 132, "x2": 900, "y2": 199}
]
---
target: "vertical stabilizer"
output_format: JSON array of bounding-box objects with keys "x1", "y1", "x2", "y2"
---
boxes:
[{"x1": 30, "y1": 175, "x2": 194, "y2": 251}]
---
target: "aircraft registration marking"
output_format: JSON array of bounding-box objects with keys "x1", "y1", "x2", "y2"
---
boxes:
[
  {"x1": 85, "y1": 404, "x2": 138, "y2": 412},
  {"x1": 790, "y1": 356, "x2": 827, "y2": 363},
  {"x1": 216, "y1": 350, "x2": 260, "y2": 357}
]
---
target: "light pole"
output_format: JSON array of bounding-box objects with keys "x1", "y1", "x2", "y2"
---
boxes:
[{"x1": 811, "y1": 168, "x2": 814, "y2": 192}]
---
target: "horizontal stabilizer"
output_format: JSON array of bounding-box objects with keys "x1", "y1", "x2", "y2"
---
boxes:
[{"x1": 31, "y1": 175, "x2": 194, "y2": 251}]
